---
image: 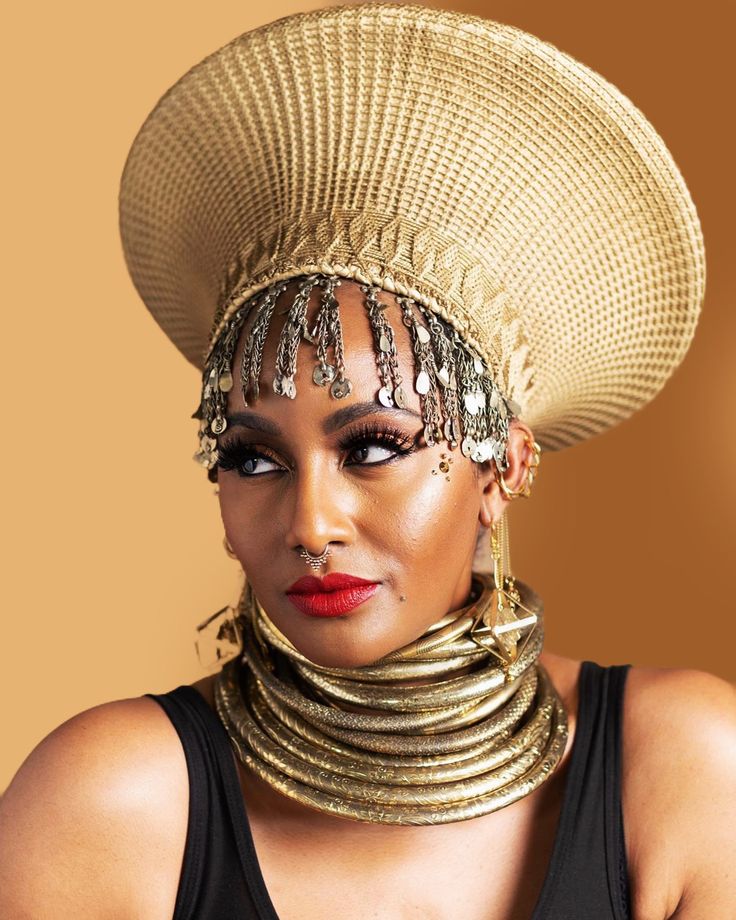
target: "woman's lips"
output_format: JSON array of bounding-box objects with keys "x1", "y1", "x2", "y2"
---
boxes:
[{"x1": 286, "y1": 573, "x2": 380, "y2": 618}]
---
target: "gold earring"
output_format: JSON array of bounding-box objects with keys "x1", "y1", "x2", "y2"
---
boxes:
[
  {"x1": 470, "y1": 513, "x2": 537, "y2": 667},
  {"x1": 223, "y1": 536, "x2": 238, "y2": 559},
  {"x1": 497, "y1": 438, "x2": 541, "y2": 500}
]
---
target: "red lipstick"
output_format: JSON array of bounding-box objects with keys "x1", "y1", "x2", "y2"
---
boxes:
[{"x1": 286, "y1": 573, "x2": 380, "y2": 618}]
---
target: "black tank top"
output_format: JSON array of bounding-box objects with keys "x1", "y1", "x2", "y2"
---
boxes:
[{"x1": 147, "y1": 660, "x2": 631, "y2": 919}]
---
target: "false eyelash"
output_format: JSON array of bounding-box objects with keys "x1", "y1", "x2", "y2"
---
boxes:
[
  {"x1": 216, "y1": 422, "x2": 419, "y2": 476},
  {"x1": 215, "y1": 439, "x2": 280, "y2": 474},
  {"x1": 337, "y1": 422, "x2": 418, "y2": 459}
]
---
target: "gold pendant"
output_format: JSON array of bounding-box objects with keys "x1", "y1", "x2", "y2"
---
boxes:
[{"x1": 470, "y1": 580, "x2": 538, "y2": 666}]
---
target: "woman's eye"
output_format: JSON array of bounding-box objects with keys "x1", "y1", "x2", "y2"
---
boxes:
[
  {"x1": 346, "y1": 443, "x2": 399, "y2": 465},
  {"x1": 217, "y1": 446, "x2": 282, "y2": 477},
  {"x1": 342, "y1": 428, "x2": 417, "y2": 466}
]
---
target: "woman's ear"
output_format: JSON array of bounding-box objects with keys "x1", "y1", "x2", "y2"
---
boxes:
[{"x1": 477, "y1": 419, "x2": 536, "y2": 528}]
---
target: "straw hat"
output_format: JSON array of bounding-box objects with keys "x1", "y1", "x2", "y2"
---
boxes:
[{"x1": 119, "y1": 2, "x2": 704, "y2": 451}]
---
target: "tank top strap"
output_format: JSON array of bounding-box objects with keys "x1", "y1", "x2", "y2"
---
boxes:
[
  {"x1": 146, "y1": 685, "x2": 278, "y2": 920},
  {"x1": 531, "y1": 660, "x2": 632, "y2": 920}
]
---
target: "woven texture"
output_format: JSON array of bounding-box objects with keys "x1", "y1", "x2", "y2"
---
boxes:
[{"x1": 119, "y1": 2, "x2": 705, "y2": 450}]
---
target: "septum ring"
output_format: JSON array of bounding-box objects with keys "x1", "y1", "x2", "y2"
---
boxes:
[{"x1": 299, "y1": 546, "x2": 331, "y2": 569}]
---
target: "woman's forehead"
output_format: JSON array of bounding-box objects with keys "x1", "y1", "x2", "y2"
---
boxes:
[
  {"x1": 196, "y1": 272, "x2": 514, "y2": 471},
  {"x1": 229, "y1": 280, "x2": 421, "y2": 421}
]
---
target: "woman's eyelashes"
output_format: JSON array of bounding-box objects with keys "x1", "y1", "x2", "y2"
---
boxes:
[
  {"x1": 216, "y1": 442, "x2": 280, "y2": 476},
  {"x1": 216, "y1": 423, "x2": 419, "y2": 478}
]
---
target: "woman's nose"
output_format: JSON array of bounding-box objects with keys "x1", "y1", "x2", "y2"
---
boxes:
[{"x1": 285, "y1": 460, "x2": 356, "y2": 554}]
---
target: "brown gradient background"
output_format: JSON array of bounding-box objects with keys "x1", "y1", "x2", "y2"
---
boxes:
[{"x1": 2, "y1": 0, "x2": 734, "y2": 790}]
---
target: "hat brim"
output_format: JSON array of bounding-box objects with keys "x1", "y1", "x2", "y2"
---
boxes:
[{"x1": 119, "y1": 2, "x2": 704, "y2": 451}]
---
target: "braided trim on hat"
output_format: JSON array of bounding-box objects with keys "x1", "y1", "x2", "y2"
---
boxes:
[{"x1": 206, "y1": 211, "x2": 536, "y2": 413}]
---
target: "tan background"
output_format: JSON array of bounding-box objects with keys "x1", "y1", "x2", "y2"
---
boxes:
[{"x1": 2, "y1": 0, "x2": 734, "y2": 791}]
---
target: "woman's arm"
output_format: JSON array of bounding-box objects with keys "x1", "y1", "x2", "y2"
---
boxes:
[
  {"x1": 623, "y1": 668, "x2": 736, "y2": 919},
  {"x1": 0, "y1": 698, "x2": 188, "y2": 919}
]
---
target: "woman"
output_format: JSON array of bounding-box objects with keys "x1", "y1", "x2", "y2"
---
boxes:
[{"x1": 1, "y1": 4, "x2": 734, "y2": 918}]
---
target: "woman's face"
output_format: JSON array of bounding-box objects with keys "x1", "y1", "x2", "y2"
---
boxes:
[{"x1": 216, "y1": 280, "x2": 501, "y2": 668}]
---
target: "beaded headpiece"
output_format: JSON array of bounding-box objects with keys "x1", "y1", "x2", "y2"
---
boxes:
[{"x1": 193, "y1": 274, "x2": 518, "y2": 475}]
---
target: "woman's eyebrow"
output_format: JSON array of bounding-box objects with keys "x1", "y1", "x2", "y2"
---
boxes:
[
  {"x1": 225, "y1": 402, "x2": 422, "y2": 436},
  {"x1": 322, "y1": 402, "x2": 422, "y2": 434}
]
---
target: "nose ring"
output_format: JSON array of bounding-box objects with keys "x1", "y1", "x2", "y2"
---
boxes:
[{"x1": 299, "y1": 546, "x2": 331, "y2": 569}]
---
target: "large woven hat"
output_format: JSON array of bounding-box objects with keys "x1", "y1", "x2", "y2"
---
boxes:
[{"x1": 119, "y1": 2, "x2": 704, "y2": 451}]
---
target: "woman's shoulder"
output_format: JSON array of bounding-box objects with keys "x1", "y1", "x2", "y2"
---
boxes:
[
  {"x1": 621, "y1": 664, "x2": 736, "y2": 918},
  {"x1": 621, "y1": 664, "x2": 736, "y2": 802},
  {"x1": 543, "y1": 652, "x2": 735, "y2": 916},
  {"x1": 0, "y1": 694, "x2": 188, "y2": 918}
]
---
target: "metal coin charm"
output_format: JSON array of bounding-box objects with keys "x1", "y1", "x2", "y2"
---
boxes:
[
  {"x1": 415, "y1": 370, "x2": 431, "y2": 395},
  {"x1": 464, "y1": 392, "x2": 479, "y2": 415},
  {"x1": 491, "y1": 439, "x2": 506, "y2": 464},
  {"x1": 393, "y1": 385, "x2": 407, "y2": 408},
  {"x1": 218, "y1": 368, "x2": 234, "y2": 392},
  {"x1": 416, "y1": 324, "x2": 431, "y2": 344},
  {"x1": 461, "y1": 436, "x2": 476, "y2": 458},
  {"x1": 423, "y1": 424, "x2": 436, "y2": 446},
  {"x1": 331, "y1": 377, "x2": 353, "y2": 399},
  {"x1": 211, "y1": 415, "x2": 227, "y2": 435},
  {"x1": 313, "y1": 364, "x2": 336, "y2": 386},
  {"x1": 378, "y1": 385, "x2": 395, "y2": 407},
  {"x1": 471, "y1": 440, "x2": 492, "y2": 463},
  {"x1": 283, "y1": 378, "x2": 296, "y2": 399}
]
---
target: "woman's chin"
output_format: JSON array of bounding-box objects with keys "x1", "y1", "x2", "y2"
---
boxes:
[
  {"x1": 290, "y1": 640, "x2": 391, "y2": 670},
  {"x1": 279, "y1": 621, "x2": 408, "y2": 670}
]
